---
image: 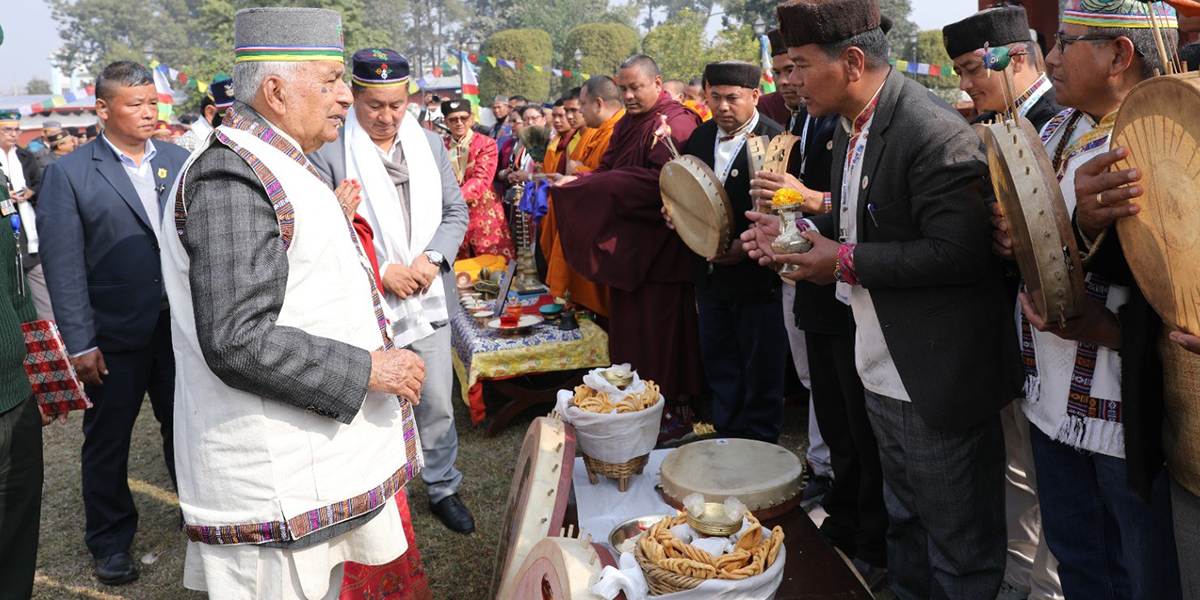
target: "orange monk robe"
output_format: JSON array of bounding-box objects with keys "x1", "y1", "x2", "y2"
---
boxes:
[
  {"x1": 543, "y1": 133, "x2": 565, "y2": 176},
  {"x1": 684, "y1": 99, "x2": 711, "y2": 122},
  {"x1": 540, "y1": 109, "x2": 624, "y2": 316}
]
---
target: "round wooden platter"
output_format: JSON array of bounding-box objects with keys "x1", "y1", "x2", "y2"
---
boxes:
[
  {"x1": 660, "y1": 155, "x2": 733, "y2": 257},
  {"x1": 983, "y1": 117, "x2": 1086, "y2": 324},
  {"x1": 500, "y1": 536, "x2": 622, "y2": 600},
  {"x1": 489, "y1": 416, "x2": 577, "y2": 599},
  {"x1": 1112, "y1": 71, "x2": 1200, "y2": 335}
]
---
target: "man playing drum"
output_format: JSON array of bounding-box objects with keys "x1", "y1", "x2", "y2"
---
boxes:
[
  {"x1": 943, "y1": 6, "x2": 1066, "y2": 599},
  {"x1": 664, "y1": 60, "x2": 787, "y2": 443},
  {"x1": 990, "y1": 2, "x2": 1182, "y2": 598}
]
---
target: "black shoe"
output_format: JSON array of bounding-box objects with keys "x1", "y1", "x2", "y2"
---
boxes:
[
  {"x1": 94, "y1": 552, "x2": 139, "y2": 586},
  {"x1": 801, "y1": 474, "x2": 833, "y2": 509},
  {"x1": 430, "y1": 494, "x2": 475, "y2": 534},
  {"x1": 851, "y1": 557, "x2": 888, "y2": 592}
]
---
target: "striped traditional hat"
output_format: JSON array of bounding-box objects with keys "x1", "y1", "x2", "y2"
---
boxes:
[
  {"x1": 351, "y1": 48, "x2": 410, "y2": 88},
  {"x1": 0, "y1": 110, "x2": 18, "y2": 126},
  {"x1": 233, "y1": 8, "x2": 344, "y2": 63},
  {"x1": 1063, "y1": 0, "x2": 1178, "y2": 29}
]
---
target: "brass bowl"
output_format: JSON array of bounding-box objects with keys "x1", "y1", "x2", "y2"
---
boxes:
[
  {"x1": 608, "y1": 514, "x2": 673, "y2": 554},
  {"x1": 687, "y1": 503, "x2": 743, "y2": 537},
  {"x1": 599, "y1": 369, "x2": 634, "y2": 389}
]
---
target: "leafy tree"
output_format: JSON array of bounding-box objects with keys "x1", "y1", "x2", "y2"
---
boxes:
[
  {"x1": 878, "y1": 0, "x2": 918, "y2": 62},
  {"x1": 25, "y1": 78, "x2": 53, "y2": 95},
  {"x1": 478, "y1": 29, "x2": 554, "y2": 103},
  {"x1": 642, "y1": 8, "x2": 759, "y2": 82},
  {"x1": 913, "y1": 29, "x2": 961, "y2": 105},
  {"x1": 564, "y1": 23, "x2": 639, "y2": 86}
]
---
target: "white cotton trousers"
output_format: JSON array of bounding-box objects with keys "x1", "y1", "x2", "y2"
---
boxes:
[{"x1": 183, "y1": 495, "x2": 406, "y2": 600}]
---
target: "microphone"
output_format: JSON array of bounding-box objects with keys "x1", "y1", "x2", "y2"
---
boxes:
[{"x1": 156, "y1": 184, "x2": 167, "y2": 195}]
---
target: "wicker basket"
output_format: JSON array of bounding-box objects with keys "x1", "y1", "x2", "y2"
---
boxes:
[
  {"x1": 634, "y1": 536, "x2": 705, "y2": 595},
  {"x1": 580, "y1": 451, "x2": 649, "y2": 493}
]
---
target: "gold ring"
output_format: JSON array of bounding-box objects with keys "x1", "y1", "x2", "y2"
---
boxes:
[{"x1": 1096, "y1": 193, "x2": 1107, "y2": 206}]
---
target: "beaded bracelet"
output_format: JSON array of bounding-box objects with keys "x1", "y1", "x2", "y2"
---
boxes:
[{"x1": 822, "y1": 192, "x2": 832, "y2": 214}]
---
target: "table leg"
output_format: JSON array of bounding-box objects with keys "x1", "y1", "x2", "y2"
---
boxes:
[{"x1": 485, "y1": 370, "x2": 587, "y2": 437}]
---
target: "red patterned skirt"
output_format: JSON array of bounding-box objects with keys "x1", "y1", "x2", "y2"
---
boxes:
[{"x1": 339, "y1": 491, "x2": 432, "y2": 600}]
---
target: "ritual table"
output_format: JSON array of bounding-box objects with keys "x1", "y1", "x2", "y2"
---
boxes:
[
  {"x1": 450, "y1": 297, "x2": 610, "y2": 436},
  {"x1": 570, "y1": 449, "x2": 872, "y2": 599}
]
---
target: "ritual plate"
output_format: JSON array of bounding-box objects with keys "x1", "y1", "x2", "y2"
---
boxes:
[
  {"x1": 1112, "y1": 71, "x2": 1200, "y2": 334},
  {"x1": 660, "y1": 438, "x2": 803, "y2": 520},
  {"x1": 489, "y1": 417, "x2": 577, "y2": 599},
  {"x1": 486, "y1": 315, "x2": 544, "y2": 334},
  {"x1": 498, "y1": 537, "x2": 620, "y2": 600}
]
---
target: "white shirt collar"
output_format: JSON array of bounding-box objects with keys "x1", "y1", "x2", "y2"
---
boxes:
[{"x1": 717, "y1": 110, "x2": 760, "y2": 140}]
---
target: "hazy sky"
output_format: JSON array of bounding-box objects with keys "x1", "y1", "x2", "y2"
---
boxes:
[{"x1": 1, "y1": 0, "x2": 978, "y2": 94}]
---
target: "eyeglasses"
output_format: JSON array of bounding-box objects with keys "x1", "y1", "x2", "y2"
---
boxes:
[
  {"x1": 446, "y1": 115, "x2": 471, "y2": 124},
  {"x1": 522, "y1": 117, "x2": 543, "y2": 125},
  {"x1": 1054, "y1": 32, "x2": 1144, "y2": 56}
]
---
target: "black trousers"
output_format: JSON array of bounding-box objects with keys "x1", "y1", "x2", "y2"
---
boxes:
[
  {"x1": 81, "y1": 309, "x2": 176, "y2": 559},
  {"x1": 696, "y1": 291, "x2": 788, "y2": 443},
  {"x1": 0, "y1": 396, "x2": 42, "y2": 600},
  {"x1": 805, "y1": 329, "x2": 888, "y2": 567}
]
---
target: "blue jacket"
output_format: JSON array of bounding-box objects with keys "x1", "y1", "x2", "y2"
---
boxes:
[{"x1": 36, "y1": 137, "x2": 189, "y2": 354}]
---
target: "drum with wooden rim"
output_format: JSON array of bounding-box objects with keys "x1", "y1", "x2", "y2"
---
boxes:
[
  {"x1": 490, "y1": 416, "x2": 577, "y2": 598},
  {"x1": 983, "y1": 118, "x2": 1087, "y2": 324},
  {"x1": 660, "y1": 155, "x2": 734, "y2": 257},
  {"x1": 659, "y1": 439, "x2": 804, "y2": 520},
  {"x1": 1111, "y1": 72, "x2": 1200, "y2": 334}
]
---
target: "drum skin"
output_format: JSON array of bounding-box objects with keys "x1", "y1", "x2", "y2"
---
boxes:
[
  {"x1": 501, "y1": 538, "x2": 621, "y2": 600},
  {"x1": 983, "y1": 118, "x2": 1086, "y2": 324},
  {"x1": 660, "y1": 439, "x2": 803, "y2": 520},
  {"x1": 1112, "y1": 72, "x2": 1200, "y2": 335},
  {"x1": 660, "y1": 155, "x2": 734, "y2": 257}
]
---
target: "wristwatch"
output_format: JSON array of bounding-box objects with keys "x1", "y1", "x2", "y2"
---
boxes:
[{"x1": 423, "y1": 249, "x2": 445, "y2": 269}]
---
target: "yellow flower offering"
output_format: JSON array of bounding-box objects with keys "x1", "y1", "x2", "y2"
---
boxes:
[{"x1": 771, "y1": 188, "x2": 804, "y2": 209}]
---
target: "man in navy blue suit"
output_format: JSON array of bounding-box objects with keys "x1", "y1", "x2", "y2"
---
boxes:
[{"x1": 37, "y1": 61, "x2": 189, "y2": 586}]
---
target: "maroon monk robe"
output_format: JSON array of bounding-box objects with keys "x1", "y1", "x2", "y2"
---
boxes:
[
  {"x1": 552, "y1": 91, "x2": 705, "y2": 402},
  {"x1": 757, "y1": 91, "x2": 792, "y2": 131}
]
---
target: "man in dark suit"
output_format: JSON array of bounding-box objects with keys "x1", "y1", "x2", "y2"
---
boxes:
[
  {"x1": 746, "y1": 1, "x2": 1023, "y2": 598},
  {"x1": 668, "y1": 60, "x2": 787, "y2": 443},
  {"x1": 944, "y1": 4, "x2": 1062, "y2": 132},
  {"x1": 37, "y1": 61, "x2": 189, "y2": 586},
  {"x1": 750, "y1": 31, "x2": 888, "y2": 586}
]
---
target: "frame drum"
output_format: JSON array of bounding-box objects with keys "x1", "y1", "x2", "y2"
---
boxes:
[
  {"x1": 983, "y1": 118, "x2": 1087, "y2": 324},
  {"x1": 1112, "y1": 72, "x2": 1200, "y2": 334},
  {"x1": 660, "y1": 155, "x2": 734, "y2": 257}
]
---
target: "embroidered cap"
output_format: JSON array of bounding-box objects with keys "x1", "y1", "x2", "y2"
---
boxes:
[
  {"x1": 209, "y1": 77, "x2": 235, "y2": 111},
  {"x1": 351, "y1": 48, "x2": 411, "y2": 88},
  {"x1": 943, "y1": 5, "x2": 1033, "y2": 60},
  {"x1": 1062, "y1": 0, "x2": 1178, "y2": 29},
  {"x1": 0, "y1": 110, "x2": 19, "y2": 126},
  {"x1": 233, "y1": 7, "x2": 344, "y2": 63}
]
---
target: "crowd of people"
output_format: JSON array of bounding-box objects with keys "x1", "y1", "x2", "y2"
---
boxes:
[{"x1": 3, "y1": 0, "x2": 1200, "y2": 599}]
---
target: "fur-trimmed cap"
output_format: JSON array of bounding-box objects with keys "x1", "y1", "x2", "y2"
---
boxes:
[
  {"x1": 767, "y1": 28, "x2": 787, "y2": 56},
  {"x1": 704, "y1": 60, "x2": 762, "y2": 89},
  {"x1": 776, "y1": 0, "x2": 882, "y2": 47},
  {"x1": 942, "y1": 5, "x2": 1032, "y2": 60}
]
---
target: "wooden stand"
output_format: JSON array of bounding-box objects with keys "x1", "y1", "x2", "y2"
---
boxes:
[{"x1": 580, "y1": 452, "x2": 649, "y2": 493}]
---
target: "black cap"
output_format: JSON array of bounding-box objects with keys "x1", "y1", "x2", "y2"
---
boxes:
[{"x1": 942, "y1": 5, "x2": 1032, "y2": 60}]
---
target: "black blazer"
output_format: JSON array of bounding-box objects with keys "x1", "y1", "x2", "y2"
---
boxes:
[
  {"x1": 810, "y1": 69, "x2": 1023, "y2": 432},
  {"x1": 36, "y1": 137, "x2": 190, "y2": 354},
  {"x1": 683, "y1": 114, "x2": 784, "y2": 303},
  {"x1": 784, "y1": 107, "x2": 852, "y2": 335}
]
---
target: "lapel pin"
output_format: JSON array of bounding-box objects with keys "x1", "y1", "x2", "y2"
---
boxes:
[
  {"x1": 157, "y1": 167, "x2": 167, "y2": 179},
  {"x1": 826, "y1": 141, "x2": 833, "y2": 150},
  {"x1": 861, "y1": 176, "x2": 869, "y2": 190},
  {"x1": 730, "y1": 168, "x2": 739, "y2": 178}
]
